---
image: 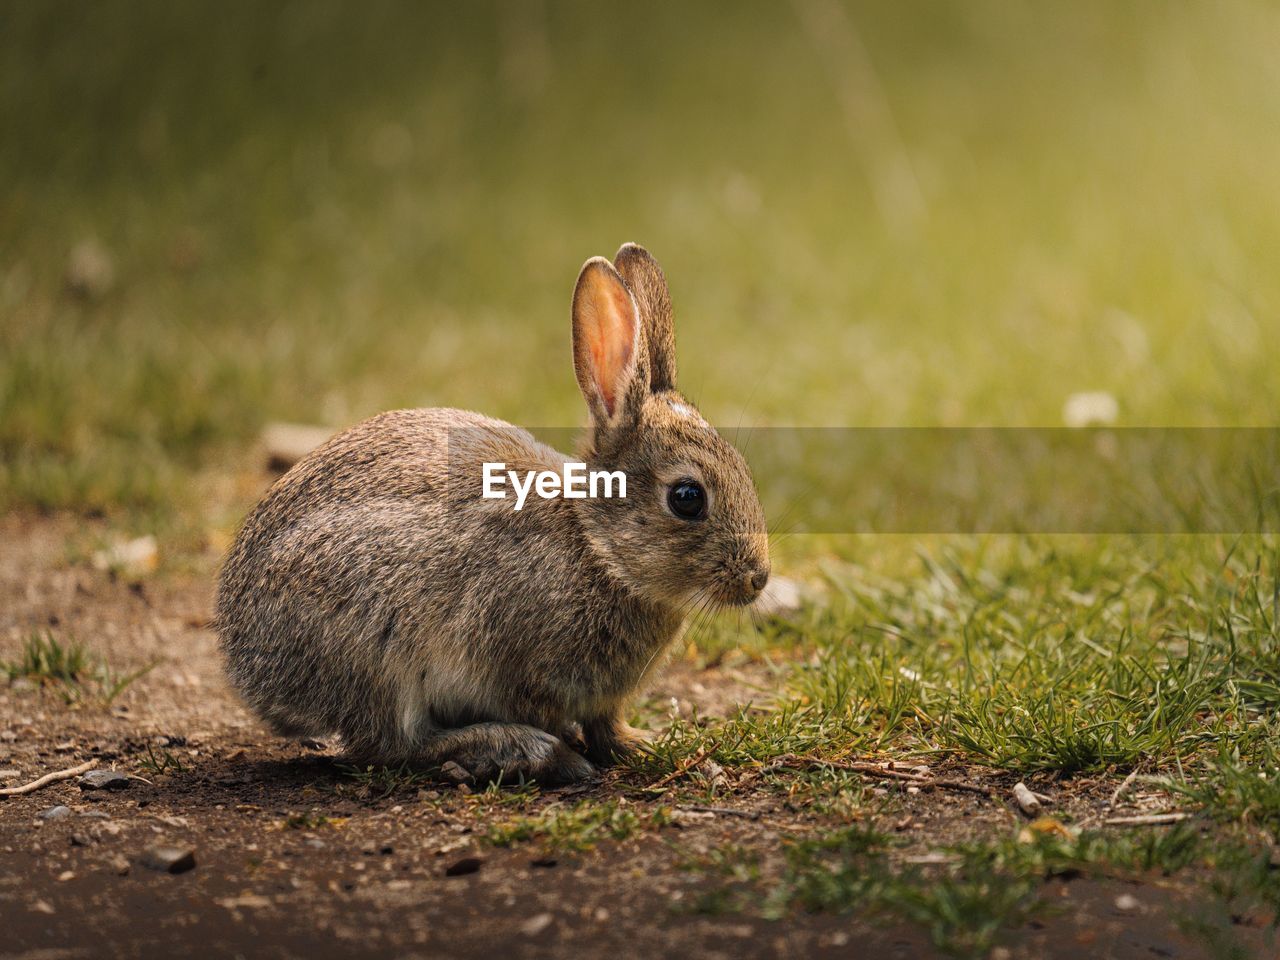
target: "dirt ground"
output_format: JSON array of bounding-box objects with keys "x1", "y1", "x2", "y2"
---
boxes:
[{"x1": 0, "y1": 514, "x2": 1268, "y2": 959}]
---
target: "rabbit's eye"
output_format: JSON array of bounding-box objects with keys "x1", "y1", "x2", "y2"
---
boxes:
[{"x1": 667, "y1": 479, "x2": 707, "y2": 521}]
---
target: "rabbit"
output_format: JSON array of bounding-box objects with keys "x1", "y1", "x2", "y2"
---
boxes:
[{"x1": 215, "y1": 243, "x2": 770, "y2": 784}]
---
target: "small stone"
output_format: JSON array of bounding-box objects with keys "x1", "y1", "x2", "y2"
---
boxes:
[
  {"x1": 57, "y1": 870, "x2": 75, "y2": 882},
  {"x1": 216, "y1": 893, "x2": 272, "y2": 910},
  {"x1": 70, "y1": 833, "x2": 91, "y2": 847},
  {"x1": 139, "y1": 845, "x2": 196, "y2": 874},
  {"x1": 444, "y1": 856, "x2": 482, "y2": 877},
  {"x1": 754, "y1": 574, "x2": 804, "y2": 617},
  {"x1": 262, "y1": 423, "x2": 332, "y2": 472},
  {"x1": 1114, "y1": 893, "x2": 1140, "y2": 913},
  {"x1": 0, "y1": 768, "x2": 20, "y2": 781},
  {"x1": 32, "y1": 899, "x2": 55, "y2": 915},
  {"x1": 109, "y1": 855, "x2": 130, "y2": 876},
  {"x1": 439, "y1": 761, "x2": 471, "y2": 785},
  {"x1": 38, "y1": 806, "x2": 72, "y2": 821},
  {"x1": 92, "y1": 536, "x2": 158, "y2": 577},
  {"x1": 79, "y1": 770, "x2": 131, "y2": 791},
  {"x1": 520, "y1": 912, "x2": 554, "y2": 936},
  {"x1": 66, "y1": 238, "x2": 116, "y2": 299},
  {"x1": 0, "y1": 730, "x2": 16, "y2": 742},
  {"x1": 695, "y1": 758, "x2": 729, "y2": 789},
  {"x1": 1063, "y1": 391, "x2": 1119, "y2": 428}
]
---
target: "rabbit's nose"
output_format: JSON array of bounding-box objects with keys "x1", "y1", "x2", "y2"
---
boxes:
[{"x1": 750, "y1": 569, "x2": 770, "y2": 593}]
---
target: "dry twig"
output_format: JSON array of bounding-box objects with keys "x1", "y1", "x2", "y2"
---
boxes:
[
  {"x1": 0, "y1": 760, "x2": 97, "y2": 798},
  {"x1": 1013, "y1": 782, "x2": 1042, "y2": 817},
  {"x1": 773, "y1": 755, "x2": 995, "y2": 798},
  {"x1": 649, "y1": 742, "x2": 718, "y2": 790},
  {"x1": 678, "y1": 804, "x2": 761, "y2": 820},
  {"x1": 1103, "y1": 811, "x2": 1192, "y2": 827},
  {"x1": 1109, "y1": 769, "x2": 1141, "y2": 809}
]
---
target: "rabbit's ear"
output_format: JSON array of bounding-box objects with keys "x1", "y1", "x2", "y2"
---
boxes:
[
  {"x1": 572, "y1": 257, "x2": 649, "y2": 428},
  {"x1": 613, "y1": 243, "x2": 676, "y2": 393}
]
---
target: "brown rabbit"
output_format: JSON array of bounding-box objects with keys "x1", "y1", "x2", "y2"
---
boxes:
[{"x1": 216, "y1": 244, "x2": 769, "y2": 783}]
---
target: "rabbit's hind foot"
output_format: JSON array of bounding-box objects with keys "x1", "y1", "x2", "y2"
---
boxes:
[
  {"x1": 582, "y1": 716, "x2": 652, "y2": 767},
  {"x1": 418, "y1": 722, "x2": 596, "y2": 786}
]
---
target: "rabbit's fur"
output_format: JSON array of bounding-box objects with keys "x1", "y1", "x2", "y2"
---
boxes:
[{"x1": 216, "y1": 244, "x2": 769, "y2": 783}]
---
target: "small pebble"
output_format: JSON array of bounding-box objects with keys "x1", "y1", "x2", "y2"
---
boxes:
[
  {"x1": 79, "y1": 770, "x2": 131, "y2": 791},
  {"x1": 444, "y1": 856, "x2": 482, "y2": 877},
  {"x1": 57, "y1": 870, "x2": 75, "y2": 882},
  {"x1": 439, "y1": 761, "x2": 470, "y2": 784},
  {"x1": 139, "y1": 845, "x2": 196, "y2": 874},
  {"x1": 1114, "y1": 893, "x2": 1140, "y2": 913},
  {"x1": 38, "y1": 806, "x2": 72, "y2": 821},
  {"x1": 520, "y1": 912, "x2": 554, "y2": 936},
  {"x1": 0, "y1": 768, "x2": 21, "y2": 781},
  {"x1": 66, "y1": 237, "x2": 116, "y2": 299}
]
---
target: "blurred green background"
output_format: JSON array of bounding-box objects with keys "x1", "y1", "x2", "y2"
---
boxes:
[{"x1": 2, "y1": 0, "x2": 1278, "y2": 526}]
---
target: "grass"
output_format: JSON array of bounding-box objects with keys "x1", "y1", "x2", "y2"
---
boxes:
[
  {"x1": 137, "y1": 742, "x2": 187, "y2": 777},
  {"x1": 2, "y1": 632, "x2": 89, "y2": 684},
  {"x1": 687, "y1": 821, "x2": 1280, "y2": 958},
  {"x1": 337, "y1": 762, "x2": 440, "y2": 801},
  {"x1": 2, "y1": 631, "x2": 153, "y2": 706},
  {"x1": 640, "y1": 535, "x2": 1280, "y2": 780},
  {"x1": 486, "y1": 799, "x2": 673, "y2": 854}
]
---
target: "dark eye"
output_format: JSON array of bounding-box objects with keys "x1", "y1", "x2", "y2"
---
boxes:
[{"x1": 667, "y1": 479, "x2": 707, "y2": 520}]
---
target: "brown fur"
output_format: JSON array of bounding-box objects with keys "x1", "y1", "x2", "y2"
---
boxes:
[{"x1": 215, "y1": 246, "x2": 769, "y2": 784}]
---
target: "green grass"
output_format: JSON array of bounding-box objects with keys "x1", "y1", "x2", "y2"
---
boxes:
[
  {"x1": 688, "y1": 821, "x2": 1280, "y2": 958},
  {"x1": 2, "y1": 631, "x2": 154, "y2": 705},
  {"x1": 486, "y1": 799, "x2": 673, "y2": 854},
  {"x1": 137, "y1": 742, "x2": 187, "y2": 777},
  {"x1": 338, "y1": 762, "x2": 439, "y2": 801},
  {"x1": 641, "y1": 535, "x2": 1280, "y2": 782},
  {"x1": 2, "y1": 632, "x2": 89, "y2": 684}
]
